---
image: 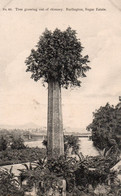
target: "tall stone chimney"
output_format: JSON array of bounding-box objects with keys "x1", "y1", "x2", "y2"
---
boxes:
[{"x1": 47, "y1": 80, "x2": 64, "y2": 159}]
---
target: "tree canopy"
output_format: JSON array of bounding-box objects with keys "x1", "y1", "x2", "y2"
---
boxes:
[
  {"x1": 87, "y1": 103, "x2": 121, "y2": 150},
  {"x1": 25, "y1": 27, "x2": 90, "y2": 88}
]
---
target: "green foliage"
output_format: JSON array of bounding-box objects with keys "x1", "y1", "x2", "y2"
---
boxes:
[
  {"x1": 0, "y1": 136, "x2": 8, "y2": 151},
  {"x1": 18, "y1": 162, "x2": 37, "y2": 192},
  {"x1": 25, "y1": 27, "x2": 90, "y2": 88},
  {"x1": 0, "y1": 147, "x2": 46, "y2": 166},
  {"x1": 11, "y1": 136, "x2": 26, "y2": 150},
  {"x1": 47, "y1": 155, "x2": 77, "y2": 178},
  {"x1": 1, "y1": 153, "x2": 121, "y2": 195},
  {"x1": 75, "y1": 152, "x2": 119, "y2": 189},
  {"x1": 64, "y1": 135, "x2": 80, "y2": 156},
  {"x1": 0, "y1": 135, "x2": 27, "y2": 151},
  {"x1": 18, "y1": 156, "x2": 78, "y2": 195},
  {"x1": 0, "y1": 167, "x2": 24, "y2": 196},
  {"x1": 87, "y1": 103, "x2": 121, "y2": 150},
  {"x1": 18, "y1": 153, "x2": 121, "y2": 195},
  {"x1": 49, "y1": 149, "x2": 119, "y2": 192}
]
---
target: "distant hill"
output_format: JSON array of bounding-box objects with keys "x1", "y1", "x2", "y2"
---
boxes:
[
  {"x1": 0, "y1": 122, "x2": 41, "y2": 130},
  {"x1": 64, "y1": 127, "x2": 86, "y2": 133},
  {"x1": 0, "y1": 123, "x2": 87, "y2": 135}
]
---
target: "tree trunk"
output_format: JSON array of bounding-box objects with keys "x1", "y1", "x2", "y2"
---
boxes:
[{"x1": 47, "y1": 79, "x2": 64, "y2": 159}]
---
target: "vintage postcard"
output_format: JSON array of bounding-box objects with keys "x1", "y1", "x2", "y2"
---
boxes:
[{"x1": 0, "y1": 0, "x2": 121, "y2": 195}]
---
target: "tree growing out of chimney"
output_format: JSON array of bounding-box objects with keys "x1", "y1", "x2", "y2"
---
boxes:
[{"x1": 25, "y1": 27, "x2": 90, "y2": 159}]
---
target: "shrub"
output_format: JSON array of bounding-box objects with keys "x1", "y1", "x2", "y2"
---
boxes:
[
  {"x1": 11, "y1": 137, "x2": 26, "y2": 150},
  {"x1": 0, "y1": 147, "x2": 46, "y2": 166},
  {"x1": 0, "y1": 167, "x2": 24, "y2": 196},
  {"x1": 64, "y1": 135, "x2": 80, "y2": 156},
  {"x1": 17, "y1": 151, "x2": 121, "y2": 196},
  {"x1": 0, "y1": 136, "x2": 8, "y2": 151},
  {"x1": 87, "y1": 103, "x2": 121, "y2": 151}
]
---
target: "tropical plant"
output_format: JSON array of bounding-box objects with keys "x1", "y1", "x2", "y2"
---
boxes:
[
  {"x1": 17, "y1": 151, "x2": 121, "y2": 196},
  {"x1": 64, "y1": 135, "x2": 80, "y2": 156},
  {"x1": 11, "y1": 136, "x2": 26, "y2": 150},
  {"x1": 0, "y1": 167, "x2": 24, "y2": 196},
  {"x1": 33, "y1": 156, "x2": 47, "y2": 170},
  {"x1": 25, "y1": 27, "x2": 90, "y2": 88},
  {"x1": 18, "y1": 162, "x2": 37, "y2": 192}
]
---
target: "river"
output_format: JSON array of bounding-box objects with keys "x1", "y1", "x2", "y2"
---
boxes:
[{"x1": 25, "y1": 137, "x2": 99, "y2": 156}]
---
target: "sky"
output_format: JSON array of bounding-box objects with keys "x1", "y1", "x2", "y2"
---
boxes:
[{"x1": 0, "y1": 0, "x2": 121, "y2": 129}]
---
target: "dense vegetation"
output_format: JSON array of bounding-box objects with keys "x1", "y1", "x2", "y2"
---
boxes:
[
  {"x1": 0, "y1": 134, "x2": 46, "y2": 166},
  {"x1": 87, "y1": 103, "x2": 121, "y2": 151},
  {"x1": 0, "y1": 135, "x2": 27, "y2": 151},
  {"x1": 0, "y1": 167, "x2": 24, "y2": 196},
  {"x1": 1, "y1": 149, "x2": 120, "y2": 196},
  {"x1": 25, "y1": 27, "x2": 90, "y2": 88},
  {"x1": 0, "y1": 102, "x2": 121, "y2": 195},
  {"x1": 0, "y1": 134, "x2": 79, "y2": 166},
  {"x1": 11, "y1": 137, "x2": 27, "y2": 150},
  {"x1": 0, "y1": 133, "x2": 121, "y2": 195},
  {"x1": 0, "y1": 136, "x2": 8, "y2": 151},
  {"x1": 0, "y1": 147, "x2": 46, "y2": 166}
]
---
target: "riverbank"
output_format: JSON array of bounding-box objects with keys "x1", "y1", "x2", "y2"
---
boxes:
[{"x1": 0, "y1": 137, "x2": 98, "y2": 166}]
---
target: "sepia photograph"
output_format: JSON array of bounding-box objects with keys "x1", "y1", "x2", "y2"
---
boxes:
[{"x1": 0, "y1": 0, "x2": 121, "y2": 195}]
